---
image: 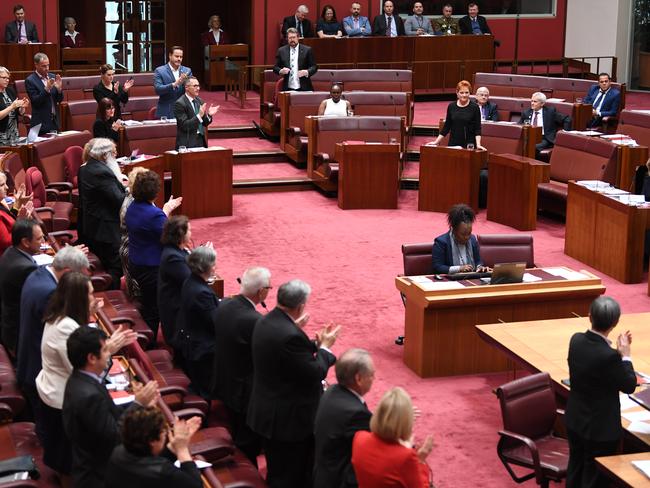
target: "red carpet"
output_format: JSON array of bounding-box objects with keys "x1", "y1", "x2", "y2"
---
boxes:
[
  {"x1": 233, "y1": 161, "x2": 305, "y2": 180},
  {"x1": 190, "y1": 189, "x2": 649, "y2": 487},
  {"x1": 209, "y1": 137, "x2": 281, "y2": 153}
]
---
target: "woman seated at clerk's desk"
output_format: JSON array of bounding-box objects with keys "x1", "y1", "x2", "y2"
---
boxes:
[
  {"x1": 432, "y1": 203, "x2": 490, "y2": 274},
  {"x1": 318, "y1": 84, "x2": 351, "y2": 116}
]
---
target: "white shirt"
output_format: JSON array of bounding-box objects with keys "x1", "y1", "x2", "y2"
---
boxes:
[
  {"x1": 288, "y1": 46, "x2": 300, "y2": 90},
  {"x1": 323, "y1": 98, "x2": 348, "y2": 116},
  {"x1": 169, "y1": 63, "x2": 180, "y2": 82},
  {"x1": 532, "y1": 108, "x2": 544, "y2": 135},
  {"x1": 385, "y1": 15, "x2": 397, "y2": 37},
  {"x1": 64, "y1": 30, "x2": 79, "y2": 44},
  {"x1": 185, "y1": 93, "x2": 204, "y2": 128},
  {"x1": 17, "y1": 21, "x2": 27, "y2": 43},
  {"x1": 211, "y1": 29, "x2": 222, "y2": 44},
  {"x1": 593, "y1": 88, "x2": 610, "y2": 115}
]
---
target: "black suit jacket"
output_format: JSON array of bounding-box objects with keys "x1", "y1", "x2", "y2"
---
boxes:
[
  {"x1": 0, "y1": 246, "x2": 37, "y2": 352},
  {"x1": 248, "y1": 307, "x2": 336, "y2": 442},
  {"x1": 177, "y1": 273, "x2": 218, "y2": 361},
  {"x1": 0, "y1": 87, "x2": 20, "y2": 134},
  {"x1": 173, "y1": 94, "x2": 212, "y2": 149},
  {"x1": 213, "y1": 295, "x2": 261, "y2": 413},
  {"x1": 313, "y1": 384, "x2": 372, "y2": 488},
  {"x1": 77, "y1": 158, "x2": 126, "y2": 246},
  {"x1": 4, "y1": 20, "x2": 38, "y2": 43},
  {"x1": 480, "y1": 101, "x2": 499, "y2": 121},
  {"x1": 273, "y1": 44, "x2": 318, "y2": 92},
  {"x1": 157, "y1": 244, "x2": 190, "y2": 344},
  {"x1": 24, "y1": 72, "x2": 63, "y2": 134},
  {"x1": 519, "y1": 106, "x2": 571, "y2": 146},
  {"x1": 459, "y1": 15, "x2": 492, "y2": 35},
  {"x1": 565, "y1": 330, "x2": 636, "y2": 442},
  {"x1": 62, "y1": 370, "x2": 127, "y2": 488},
  {"x1": 282, "y1": 15, "x2": 313, "y2": 39},
  {"x1": 371, "y1": 14, "x2": 406, "y2": 36}
]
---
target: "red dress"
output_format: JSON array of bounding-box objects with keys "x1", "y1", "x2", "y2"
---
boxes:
[
  {"x1": 0, "y1": 206, "x2": 16, "y2": 255},
  {"x1": 200, "y1": 29, "x2": 229, "y2": 46},
  {"x1": 352, "y1": 431, "x2": 430, "y2": 487},
  {"x1": 61, "y1": 32, "x2": 86, "y2": 48}
]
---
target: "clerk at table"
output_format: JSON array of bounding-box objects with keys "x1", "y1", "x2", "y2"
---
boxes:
[{"x1": 4, "y1": 4, "x2": 39, "y2": 44}]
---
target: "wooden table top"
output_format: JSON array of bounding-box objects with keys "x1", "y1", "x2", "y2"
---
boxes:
[
  {"x1": 596, "y1": 452, "x2": 650, "y2": 488},
  {"x1": 476, "y1": 313, "x2": 650, "y2": 446}
]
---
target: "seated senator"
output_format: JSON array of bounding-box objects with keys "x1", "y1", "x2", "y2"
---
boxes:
[
  {"x1": 318, "y1": 84, "x2": 351, "y2": 116},
  {"x1": 61, "y1": 17, "x2": 85, "y2": 48},
  {"x1": 432, "y1": 203, "x2": 489, "y2": 274},
  {"x1": 93, "y1": 98, "x2": 122, "y2": 143},
  {"x1": 316, "y1": 5, "x2": 343, "y2": 38},
  {"x1": 583, "y1": 72, "x2": 620, "y2": 128},
  {"x1": 201, "y1": 15, "x2": 229, "y2": 46}
]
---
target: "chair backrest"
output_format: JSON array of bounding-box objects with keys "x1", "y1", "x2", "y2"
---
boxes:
[
  {"x1": 480, "y1": 122, "x2": 525, "y2": 156},
  {"x1": 63, "y1": 146, "x2": 84, "y2": 187},
  {"x1": 618, "y1": 109, "x2": 650, "y2": 148},
  {"x1": 25, "y1": 167, "x2": 46, "y2": 207},
  {"x1": 148, "y1": 106, "x2": 157, "y2": 120},
  {"x1": 547, "y1": 131, "x2": 618, "y2": 184},
  {"x1": 121, "y1": 123, "x2": 176, "y2": 157},
  {"x1": 401, "y1": 242, "x2": 434, "y2": 276},
  {"x1": 496, "y1": 372, "x2": 557, "y2": 441},
  {"x1": 477, "y1": 234, "x2": 535, "y2": 268},
  {"x1": 32, "y1": 131, "x2": 93, "y2": 184},
  {"x1": 0, "y1": 152, "x2": 25, "y2": 192}
]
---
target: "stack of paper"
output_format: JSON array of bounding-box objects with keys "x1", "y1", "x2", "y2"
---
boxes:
[{"x1": 632, "y1": 460, "x2": 650, "y2": 479}]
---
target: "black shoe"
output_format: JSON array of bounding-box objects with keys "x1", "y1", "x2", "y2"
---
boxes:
[{"x1": 395, "y1": 335, "x2": 404, "y2": 346}]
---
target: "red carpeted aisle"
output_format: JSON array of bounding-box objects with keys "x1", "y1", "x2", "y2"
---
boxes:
[{"x1": 190, "y1": 189, "x2": 649, "y2": 487}]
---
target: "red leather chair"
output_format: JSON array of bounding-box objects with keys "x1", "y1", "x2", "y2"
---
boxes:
[
  {"x1": 24, "y1": 167, "x2": 73, "y2": 232},
  {"x1": 0, "y1": 152, "x2": 25, "y2": 193},
  {"x1": 495, "y1": 372, "x2": 569, "y2": 487},
  {"x1": 477, "y1": 234, "x2": 535, "y2": 267},
  {"x1": 148, "y1": 106, "x2": 157, "y2": 120},
  {"x1": 63, "y1": 145, "x2": 83, "y2": 205},
  {"x1": 401, "y1": 241, "x2": 434, "y2": 276}
]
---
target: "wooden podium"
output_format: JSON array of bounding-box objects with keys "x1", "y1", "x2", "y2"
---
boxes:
[
  {"x1": 487, "y1": 153, "x2": 550, "y2": 230},
  {"x1": 120, "y1": 155, "x2": 165, "y2": 207},
  {"x1": 203, "y1": 44, "x2": 248, "y2": 89},
  {"x1": 166, "y1": 148, "x2": 233, "y2": 219},
  {"x1": 336, "y1": 142, "x2": 400, "y2": 210},
  {"x1": 418, "y1": 145, "x2": 487, "y2": 212},
  {"x1": 0, "y1": 43, "x2": 59, "y2": 76}
]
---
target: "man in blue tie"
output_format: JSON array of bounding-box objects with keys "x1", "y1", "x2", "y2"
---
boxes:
[
  {"x1": 372, "y1": 0, "x2": 405, "y2": 37},
  {"x1": 583, "y1": 73, "x2": 621, "y2": 129},
  {"x1": 459, "y1": 3, "x2": 492, "y2": 35},
  {"x1": 173, "y1": 77, "x2": 218, "y2": 149},
  {"x1": 153, "y1": 46, "x2": 192, "y2": 119}
]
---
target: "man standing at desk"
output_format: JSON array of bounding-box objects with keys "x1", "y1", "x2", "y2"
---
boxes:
[
  {"x1": 25, "y1": 52, "x2": 63, "y2": 135},
  {"x1": 174, "y1": 77, "x2": 218, "y2": 149},
  {"x1": 273, "y1": 28, "x2": 318, "y2": 92},
  {"x1": 566, "y1": 296, "x2": 636, "y2": 488},
  {"x1": 153, "y1": 45, "x2": 192, "y2": 119},
  {"x1": 4, "y1": 4, "x2": 38, "y2": 43}
]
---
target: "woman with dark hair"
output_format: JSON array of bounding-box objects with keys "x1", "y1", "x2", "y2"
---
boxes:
[
  {"x1": 35, "y1": 272, "x2": 135, "y2": 482},
  {"x1": 431, "y1": 203, "x2": 490, "y2": 274},
  {"x1": 429, "y1": 80, "x2": 485, "y2": 149},
  {"x1": 125, "y1": 171, "x2": 182, "y2": 343},
  {"x1": 105, "y1": 407, "x2": 202, "y2": 488},
  {"x1": 93, "y1": 64, "x2": 133, "y2": 120},
  {"x1": 316, "y1": 5, "x2": 343, "y2": 38},
  {"x1": 92, "y1": 97, "x2": 122, "y2": 142}
]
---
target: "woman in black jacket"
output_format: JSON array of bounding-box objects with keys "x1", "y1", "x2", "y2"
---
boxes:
[
  {"x1": 92, "y1": 63, "x2": 132, "y2": 120},
  {"x1": 0, "y1": 66, "x2": 29, "y2": 145},
  {"x1": 92, "y1": 97, "x2": 122, "y2": 143}
]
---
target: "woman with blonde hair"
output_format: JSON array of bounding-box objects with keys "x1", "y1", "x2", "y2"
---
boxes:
[{"x1": 352, "y1": 387, "x2": 433, "y2": 487}]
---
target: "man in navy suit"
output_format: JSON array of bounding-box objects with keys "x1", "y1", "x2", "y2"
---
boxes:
[
  {"x1": 519, "y1": 92, "x2": 571, "y2": 158},
  {"x1": 24, "y1": 53, "x2": 63, "y2": 135},
  {"x1": 459, "y1": 2, "x2": 492, "y2": 35},
  {"x1": 273, "y1": 28, "x2": 318, "y2": 92},
  {"x1": 583, "y1": 73, "x2": 621, "y2": 128},
  {"x1": 372, "y1": 0, "x2": 405, "y2": 37},
  {"x1": 282, "y1": 5, "x2": 313, "y2": 39},
  {"x1": 4, "y1": 4, "x2": 38, "y2": 43},
  {"x1": 153, "y1": 45, "x2": 192, "y2": 119},
  {"x1": 342, "y1": 2, "x2": 371, "y2": 37},
  {"x1": 475, "y1": 86, "x2": 498, "y2": 121},
  {"x1": 566, "y1": 296, "x2": 636, "y2": 488}
]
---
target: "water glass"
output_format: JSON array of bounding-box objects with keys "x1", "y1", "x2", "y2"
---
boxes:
[
  {"x1": 466, "y1": 143, "x2": 475, "y2": 150},
  {"x1": 523, "y1": 118, "x2": 531, "y2": 126},
  {"x1": 178, "y1": 146, "x2": 187, "y2": 153},
  {"x1": 161, "y1": 116, "x2": 168, "y2": 122}
]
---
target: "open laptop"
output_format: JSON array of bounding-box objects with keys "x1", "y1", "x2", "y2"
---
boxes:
[
  {"x1": 489, "y1": 262, "x2": 526, "y2": 285},
  {"x1": 17, "y1": 123, "x2": 41, "y2": 144}
]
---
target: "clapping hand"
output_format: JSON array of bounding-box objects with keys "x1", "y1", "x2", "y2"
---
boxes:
[
  {"x1": 111, "y1": 119, "x2": 124, "y2": 131},
  {"x1": 167, "y1": 416, "x2": 201, "y2": 461},
  {"x1": 279, "y1": 67, "x2": 290, "y2": 76},
  {"x1": 298, "y1": 69, "x2": 309, "y2": 78},
  {"x1": 617, "y1": 330, "x2": 632, "y2": 357},
  {"x1": 13, "y1": 183, "x2": 32, "y2": 210},
  {"x1": 54, "y1": 74, "x2": 63, "y2": 91},
  {"x1": 123, "y1": 78, "x2": 134, "y2": 91},
  {"x1": 45, "y1": 77, "x2": 55, "y2": 92},
  {"x1": 17, "y1": 200, "x2": 34, "y2": 218},
  {"x1": 416, "y1": 435, "x2": 434, "y2": 463},
  {"x1": 106, "y1": 324, "x2": 138, "y2": 354},
  {"x1": 133, "y1": 380, "x2": 160, "y2": 407},
  {"x1": 207, "y1": 104, "x2": 219, "y2": 117},
  {"x1": 113, "y1": 80, "x2": 120, "y2": 93},
  {"x1": 198, "y1": 102, "x2": 207, "y2": 118},
  {"x1": 163, "y1": 194, "x2": 183, "y2": 215},
  {"x1": 315, "y1": 322, "x2": 341, "y2": 349}
]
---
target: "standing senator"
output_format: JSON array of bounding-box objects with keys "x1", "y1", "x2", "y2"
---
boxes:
[
  {"x1": 153, "y1": 46, "x2": 192, "y2": 119},
  {"x1": 583, "y1": 73, "x2": 621, "y2": 128},
  {"x1": 273, "y1": 28, "x2": 318, "y2": 92},
  {"x1": 25, "y1": 53, "x2": 63, "y2": 135},
  {"x1": 173, "y1": 77, "x2": 218, "y2": 149},
  {"x1": 519, "y1": 92, "x2": 571, "y2": 158},
  {"x1": 566, "y1": 296, "x2": 636, "y2": 488},
  {"x1": 248, "y1": 279, "x2": 340, "y2": 488},
  {"x1": 5, "y1": 4, "x2": 38, "y2": 43},
  {"x1": 372, "y1": 1, "x2": 405, "y2": 37}
]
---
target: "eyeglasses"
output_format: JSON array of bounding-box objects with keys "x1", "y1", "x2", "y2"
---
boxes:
[
  {"x1": 0, "y1": 76, "x2": 9, "y2": 80},
  {"x1": 187, "y1": 84, "x2": 200, "y2": 88}
]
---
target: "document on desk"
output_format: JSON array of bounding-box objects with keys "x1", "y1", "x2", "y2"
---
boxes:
[
  {"x1": 541, "y1": 267, "x2": 587, "y2": 281},
  {"x1": 631, "y1": 460, "x2": 650, "y2": 479},
  {"x1": 174, "y1": 459, "x2": 212, "y2": 469},
  {"x1": 622, "y1": 410, "x2": 650, "y2": 423},
  {"x1": 626, "y1": 421, "x2": 650, "y2": 434},
  {"x1": 621, "y1": 394, "x2": 640, "y2": 412},
  {"x1": 522, "y1": 273, "x2": 542, "y2": 283}
]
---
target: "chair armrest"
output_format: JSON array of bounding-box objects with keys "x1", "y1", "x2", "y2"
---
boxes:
[
  {"x1": 498, "y1": 430, "x2": 542, "y2": 483},
  {"x1": 314, "y1": 152, "x2": 330, "y2": 170},
  {"x1": 159, "y1": 385, "x2": 188, "y2": 398},
  {"x1": 286, "y1": 126, "x2": 303, "y2": 148},
  {"x1": 0, "y1": 401, "x2": 14, "y2": 423},
  {"x1": 260, "y1": 102, "x2": 276, "y2": 121},
  {"x1": 44, "y1": 188, "x2": 60, "y2": 201},
  {"x1": 0, "y1": 481, "x2": 40, "y2": 487},
  {"x1": 47, "y1": 181, "x2": 73, "y2": 192},
  {"x1": 34, "y1": 206, "x2": 54, "y2": 217},
  {"x1": 90, "y1": 273, "x2": 113, "y2": 292},
  {"x1": 48, "y1": 230, "x2": 75, "y2": 243},
  {"x1": 556, "y1": 408, "x2": 565, "y2": 418},
  {"x1": 109, "y1": 316, "x2": 136, "y2": 327},
  {"x1": 171, "y1": 407, "x2": 206, "y2": 421}
]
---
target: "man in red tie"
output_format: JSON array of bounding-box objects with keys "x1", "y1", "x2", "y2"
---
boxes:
[
  {"x1": 519, "y1": 92, "x2": 571, "y2": 160},
  {"x1": 4, "y1": 4, "x2": 39, "y2": 43}
]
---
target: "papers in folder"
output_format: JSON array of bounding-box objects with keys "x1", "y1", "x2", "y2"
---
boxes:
[
  {"x1": 541, "y1": 267, "x2": 587, "y2": 280},
  {"x1": 409, "y1": 276, "x2": 464, "y2": 291}
]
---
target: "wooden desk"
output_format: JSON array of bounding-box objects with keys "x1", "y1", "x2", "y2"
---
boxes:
[
  {"x1": 476, "y1": 312, "x2": 650, "y2": 447},
  {"x1": 487, "y1": 153, "x2": 550, "y2": 230},
  {"x1": 565, "y1": 181, "x2": 650, "y2": 283},
  {"x1": 336, "y1": 142, "x2": 400, "y2": 210},
  {"x1": 166, "y1": 148, "x2": 233, "y2": 219},
  {"x1": 617, "y1": 144, "x2": 649, "y2": 192},
  {"x1": 0, "y1": 43, "x2": 59, "y2": 76},
  {"x1": 0, "y1": 144, "x2": 33, "y2": 167},
  {"x1": 120, "y1": 155, "x2": 165, "y2": 208},
  {"x1": 395, "y1": 267, "x2": 604, "y2": 378},
  {"x1": 61, "y1": 47, "x2": 105, "y2": 76},
  {"x1": 203, "y1": 44, "x2": 248, "y2": 89},
  {"x1": 418, "y1": 145, "x2": 487, "y2": 213},
  {"x1": 596, "y1": 453, "x2": 650, "y2": 488}
]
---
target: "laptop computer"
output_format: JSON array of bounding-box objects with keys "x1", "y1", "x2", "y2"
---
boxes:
[
  {"x1": 489, "y1": 262, "x2": 526, "y2": 285},
  {"x1": 17, "y1": 123, "x2": 41, "y2": 144}
]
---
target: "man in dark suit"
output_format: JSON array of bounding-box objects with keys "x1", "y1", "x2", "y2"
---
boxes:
[
  {"x1": 247, "y1": 279, "x2": 340, "y2": 488},
  {"x1": 459, "y1": 2, "x2": 492, "y2": 35},
  {"x1": 77, "y1": 138, "x2": 126, "y2": 288},
  {"x1": 372, "y1": 0, "x2": 405, "y2": 37},
  {"x1": 4, "y1": 4, "x2": 38, "y2": 43},
  {"x1": 62, "y1": 326, "x2": 158, "y2": 488},
  {"x1": 282, "y1": 5, "x2": 313, "y2": 39},
  {"x1": 519, "y1": 92, "x2": 571, "y2": 158},
  {"x1": 153, "y1": 46, "x2": 193, "y2": 119},
  {"x1": 583, "y1": 73, "x2": 621, "y2": 128},
  {"x1": 16, "y1": 246, "x2": 89, "y2": 420},
  {"x1": 566, "y1": 296, "x2": 636, "y2": 488},
  {"x1": 313, "y1": 348, "x2": 375, "y2": 488},
  {"x1": 273, "y1": 28, "x2": 318, "y2": 92},
  {"x1": 475, "y1": 86, "x2": 498, "y2": 121},
  {"x1": 24, "y1": 53, "x2": 63, "y2": 135},
  {"x1": 173, "y1": 77, "x2": 218, "y2": 149},
  {"x1": 213, "y1": 266, "x2": 272, "y2": 465},
  {"x1": 0, "y1": 219, "x2": 41, "y2": 356}
]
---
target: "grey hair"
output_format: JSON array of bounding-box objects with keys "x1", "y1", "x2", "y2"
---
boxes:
[
  {"x1": 476, "y1": 86, "x2": 489, "y2": 95},
  {"x1": 0, "y1": 66, "x2": 9, "y2": 77},
  {"x1": 187, "y1": 246, "x2": 217, "y2": 275},
  {"x1": 52, "y1": 245, "x2": 90, "y2": 272},
  {"x1": 297, "y1": 4, "x2": 309, "y2": 13},
  {"x1": 63, "y1": 17, "x2": 75, "y2": 25},
  {"x1": 88, "y1": 138, "x2": 116, "y2": 161},
  {"x1": 532, "y1": 92, "x2": 547, "y2": 104},
  {"x1": 277, "y1": 279, "x2": 311, "y2": 308},
  {"x1": 589, "y1": 296, "x2": 621, "y2": 332},
  {"x1": 240, "y1": 267, "x2": 271, "y2": 295},
  {"x1": 33, "y1": 52, "x2": 49, "y2": 64},
  {"x1": 335, "y1": 348, "x2": 373, "y2": 386}
]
